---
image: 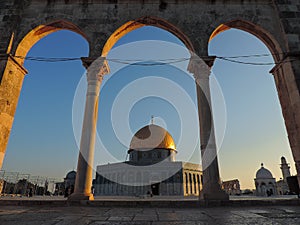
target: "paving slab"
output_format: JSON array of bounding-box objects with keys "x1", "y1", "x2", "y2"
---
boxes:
[{"x1": 0, "y1": 205, "x2": 300, "y2": 224}]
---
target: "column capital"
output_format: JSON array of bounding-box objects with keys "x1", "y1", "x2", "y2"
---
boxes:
[
  {"x1": 187, "y1": 55, "x2": 216, "y2": 81},
  {"x1": 81, "y1": 57, "x2": 110, "y2": 82},
  {"x1": 202, "y1": 56, "x2": 216, "y2": 68},
  {"x1": 7, "y1": 54, "x2": 28, "y2": 75},
  {"x1": 270, "y1": 51, "x2": 300, "y2": 74},
  {"x1": 1, "y1": 54, "x2": 28, "y2": 83}
]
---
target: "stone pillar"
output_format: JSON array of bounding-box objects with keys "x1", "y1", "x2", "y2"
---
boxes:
[
  {"x1": 195, "y1": 175, "x2": 199, "y2": 195},
  {"x1": 183, "y1": 173, "x2": 186, "y2": 195},
  {"x1": 188, "y1": 55, "x2": 228, "y2": 200},
  {"x1": 0, "y1": 54, "x2": 27, "y2": 169},
  {"x1": 69, "y1": 57, "x2": 108, "y2": 201},
  {"x1": 190, "y1": 173, "x2": 193, "y2": 194},
  {"x1": 188, "y1": 173, "x2": 191, "y2": 195},
  {"x1": 197, "y1": 175, "x2": 201, "y2": 196}
]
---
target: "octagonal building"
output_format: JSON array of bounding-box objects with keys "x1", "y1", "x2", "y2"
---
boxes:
[{"x1": 93, "y1": 124, "x2": 202, "y2": 197}]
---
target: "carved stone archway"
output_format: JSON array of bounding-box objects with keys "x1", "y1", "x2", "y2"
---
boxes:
[
  {"x1": 101, "y1": 16, "x2": 195, "y2": 57},
  {"x1": 0, "y1": 19, "x2": 89, "y2": 169},
  {"x1": 0, "y1": 0, "x2": 299, "y2": 201},
  {"x1": 209, "y1": 19, "x2": 300, "y2": 188},
  {"x1": 70, "y1": 15, "x2": 227, "y2": 200}
]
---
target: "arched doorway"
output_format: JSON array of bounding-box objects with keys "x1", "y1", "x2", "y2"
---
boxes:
[
  {"x1": 0, "y1": 20, "x2": 89, "y2": 175},
  {"x1": 2, "y1": 30, "x2": 89, "y2": 182},
  {"x1": 15, "y1": 20, "x2": 88, "y2": 66},
  {"x1": 209, "y1": 19, "x2": 300, "y2": 190},
  {"x1": 71, "y1": 16, "x2": 227, "y2": 200}
]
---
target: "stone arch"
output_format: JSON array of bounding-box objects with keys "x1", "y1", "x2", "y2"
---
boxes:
[
  {"x1": 14, "y1": 20, "x2": 89, "y2": 65},
  {"x1": 0, "y1": 20, "x2": 89, "y2": 169},
  {"x1": 101, "y1": 16, "x2": 194, "y2": 57},
  {"x1": 207, "y1": 20, "x2": 297, "y2": 198},
  {"x1": 209, "y1": 19, "x2": 283, "y2": 62},
  {"x1": 208, "y1": 18, "x2": 300, "y2": 186}
]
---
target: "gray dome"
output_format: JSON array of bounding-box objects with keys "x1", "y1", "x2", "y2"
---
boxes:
[
  {"x1": 256, "y1": 163, "x2": 273, "y2": 179},
  {"x1": 66, "y1": 171, "x2": 76, "y2": 179}
]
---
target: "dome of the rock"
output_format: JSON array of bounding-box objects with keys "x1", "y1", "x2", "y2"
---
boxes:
[{"x1": 129, "y1": 124, "x2": 176, "y2": 151}]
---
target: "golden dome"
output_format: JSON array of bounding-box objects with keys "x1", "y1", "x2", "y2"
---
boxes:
[{"x1": 129, "y1": 124, "x2": 176, "y2": 150}]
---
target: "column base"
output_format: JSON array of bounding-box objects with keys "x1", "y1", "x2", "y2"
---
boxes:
[
  {"x1": 201, "y1": 190, "x2": 229, "y2": 200},
  {"x1": 68, "y1": 193, "x2": 94, "y2": 201}
]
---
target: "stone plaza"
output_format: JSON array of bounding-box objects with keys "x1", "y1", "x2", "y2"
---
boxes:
[
  {"x1": 1, "y1": 0, "x2": 300, "y2": 201},
  {"x1": 1, "y1": 194, "x2": 300, "y2": 224},
  {"x1": 1, "y1": 203, "x2": 300, "y2": 225}
]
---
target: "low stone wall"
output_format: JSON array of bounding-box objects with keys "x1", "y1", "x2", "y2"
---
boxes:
[{"x1": 0, "y1": 198, "x2": 299, "y2": 208}]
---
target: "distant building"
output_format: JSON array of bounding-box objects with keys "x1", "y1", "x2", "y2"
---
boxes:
[
  {"x1": 222, "y1": 179, "x2": 241, "y2": 195},
  {"x1": 254, "y1": 157, "x2": 293, "y2": 196},
  {"x1": 276, "y1": 156, "x2": 291, "y2": 195},
  {"x1": 55, "y1": 171, "x2": 76, "y2": 196},
  {"x1": 254, "y1": 163, "x2": 277, "y2": 196},
  {"x1": 280, "y1": 156, "x2": 291, "y2": 179},
  {"x1": 276, "y1": 179, "x2": 288, "y2": 195},
  {"x1": 0, "y1": 178, "x2": 45, "y2": 196},
  {"x1": 93, "y1": 124, "x2": 203, "y2": 197},
  {"x1": 286, "y1": 176, "x2": 299, "y2": 195}
]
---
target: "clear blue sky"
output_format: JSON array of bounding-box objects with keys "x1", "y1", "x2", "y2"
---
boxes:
[{"x1": 3, "y1": 26, "x2": 295, "y2": 189}]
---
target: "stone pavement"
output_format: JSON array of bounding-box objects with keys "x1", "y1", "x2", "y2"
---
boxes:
[{"x1": 0, "y1": 205, "x2": 300, "y2": 225}]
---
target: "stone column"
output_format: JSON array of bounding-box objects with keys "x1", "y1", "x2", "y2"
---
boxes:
[
  {"x1": 191, "y1": 174, "x2": 195, "y2": 194},
  {"x1": 0, "y1": 54, "x2": 27, "y2": 169},
  {"x1": 187, "y1": 173, "x2": 191, "y2": 195},
  {"x1": 188, "y1": 55, "x2": 228, "y2": 200},
  {"x1": 69, "y1": 57, "x2": 108, "y2": 201},
  {"x1": 196, "y1": 174, "x2": 200, "y2": 195}
]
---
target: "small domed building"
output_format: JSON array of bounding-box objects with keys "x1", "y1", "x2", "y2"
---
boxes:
[
  {"x1": 93, "y1": 124, "x2": 203, "y2": 197},
  {"x1": 54, "y1": 170, "x2": 76, "y2": 196},
  {"x1": 65, "y1": 171, "x2": 76, "y2": 190},
  {"x1": 254, "y1": 163, "x2": 277, "y2": 196}
]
